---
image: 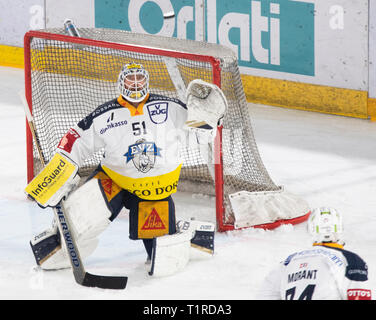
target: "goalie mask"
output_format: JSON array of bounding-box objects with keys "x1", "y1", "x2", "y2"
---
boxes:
[
  {"x1": 118, "y1": 63, "x2": 149, "y2": 103},
  {"x1": 308, "y1": 207, "x2": 344, "y2": 244}
]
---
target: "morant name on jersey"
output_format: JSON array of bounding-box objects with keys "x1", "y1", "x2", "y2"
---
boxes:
[{"x1": 287, "y1": 269, "x2": 318, "y2": 283}]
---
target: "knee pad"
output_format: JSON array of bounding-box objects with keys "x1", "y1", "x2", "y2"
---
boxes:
[
  {"x1": 64, "y1": 178, "x2": 112, "y2": 240},
  {"x1": 31, "y1": 179, "x2": 112, "y2": 270}
]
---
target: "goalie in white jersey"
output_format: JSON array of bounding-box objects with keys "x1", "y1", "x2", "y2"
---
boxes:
[
  {"x1": 257, "y1": 207, "x2": 372, "y2": 300},
  {"x1": 28, "y1": 63, "x2": 223, "y2": 271}
]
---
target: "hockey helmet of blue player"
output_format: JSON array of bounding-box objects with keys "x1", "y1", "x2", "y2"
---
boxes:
[
  {"x1": 308, "y1": 207, "x2": 344, "y2": 244},
  {"x1": 118, "y1": 63, "x2": 149, "y2": 103}
]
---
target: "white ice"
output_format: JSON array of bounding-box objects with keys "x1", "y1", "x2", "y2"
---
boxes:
[{"x1": 1, "y1": 65, "x2": 376, "y2": 300}]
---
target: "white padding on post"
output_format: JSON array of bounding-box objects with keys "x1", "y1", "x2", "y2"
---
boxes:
[{"x1": 229, "y1": 188, "x2": 310, "y2": 229}]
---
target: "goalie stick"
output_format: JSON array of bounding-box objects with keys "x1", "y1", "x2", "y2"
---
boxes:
[{"x1": 20, "y1": 91, "x2": 127, "y2": 289}]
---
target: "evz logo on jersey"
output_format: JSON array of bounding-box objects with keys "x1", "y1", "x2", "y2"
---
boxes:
[
  {"x1": 147, "y1": 102, "x2": 168, "y2": 124},
  {"x1": 124, "y1": 139, "x2": 162, "y2": 173}
]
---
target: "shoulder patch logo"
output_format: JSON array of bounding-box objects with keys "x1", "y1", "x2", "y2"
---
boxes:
[
  {"x1": 147, "y1": 102, "x2": 168, "y2": 124},
  {"x1": 57, "y1": 128, "x2": 80, "y2": 153}
]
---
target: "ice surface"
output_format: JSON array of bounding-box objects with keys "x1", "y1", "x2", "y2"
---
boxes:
[{"x1": 1, "y1": 66, "x2": 375, "y2": 300}]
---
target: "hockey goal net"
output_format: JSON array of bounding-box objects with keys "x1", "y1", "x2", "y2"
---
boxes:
[{"x1": 24, "y1": 28, "x2": 310, "y2": 231}]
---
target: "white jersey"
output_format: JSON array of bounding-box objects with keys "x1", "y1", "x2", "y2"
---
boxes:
[
  {"x1": 257, "y1": 243, "x2": 371, "y2": 300},
  {"x1": 57, "y1": 93, "x2": 188, "y2": 200}
]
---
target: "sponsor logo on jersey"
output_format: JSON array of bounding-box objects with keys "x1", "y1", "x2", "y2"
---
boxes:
[
  {"x1": 78, "y1": 101, "x2": 122, "y2": 131},
  {"x1": 141, "y1": 208, "x2": 166, "y2": 231},
  {"x1": 147, "y1": 102, "x2": 168, "y2": 124},
  {"x1": 138, "y1": 201, "x2": 169, "y2": 238},
  {"x1": 57, "y1": 128, "x2": 80, "y2": 153},
  {"x1": 93, "y1": 171, "x2": 122, "y2": 202},
  {"x1": 348, "y1": 268, "x2": 368, "y2": 277},
  {"x1": 131, "y1": 180, "x2": 179, "y2": 198},
  {"x1": 102, "y1": 164, "x2": 182, "y2": 200},
  {"x1": 99, "y1": 112, "x2": 128, "y2": 134},
  {"x1": 293, "y1": 248, "x2": 345, "y2": 267},
  {"x1": 347, "y1": 289, "x2": 372, "y2": 300},
  {"x1": 124, "y1": 139, "x2": 162, "y2": 173}
]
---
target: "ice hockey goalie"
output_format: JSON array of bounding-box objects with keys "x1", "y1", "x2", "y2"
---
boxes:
[{"x1": 27, "y1": 63, "x2": 221, "y2": 275}]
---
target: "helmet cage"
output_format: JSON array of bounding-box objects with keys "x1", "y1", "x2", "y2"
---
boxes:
[{"x1": 118, "y1": 63, "x2": 149, "y2": 103}]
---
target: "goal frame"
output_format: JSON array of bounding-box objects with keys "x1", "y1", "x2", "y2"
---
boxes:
[{"x1": 24, "y1": 30, "x2": 310, "y2": 232}]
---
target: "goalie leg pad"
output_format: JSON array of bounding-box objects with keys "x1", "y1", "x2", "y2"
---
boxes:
[
  {"x1": 148, "y1": 220, "x2": 215, "y2": 277},
  {"x1": 31, "y1": 178, "x2": 113, "y2": 270},
  {"x1": 30, "y1": 222, "x2": 100, "y2": 270},
  {"x1": 148, "y1": 231, "x2": 191, "y2": 277},
  {"x1": 64, "y1": 178, "x2": 112, "y2": 239}
]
